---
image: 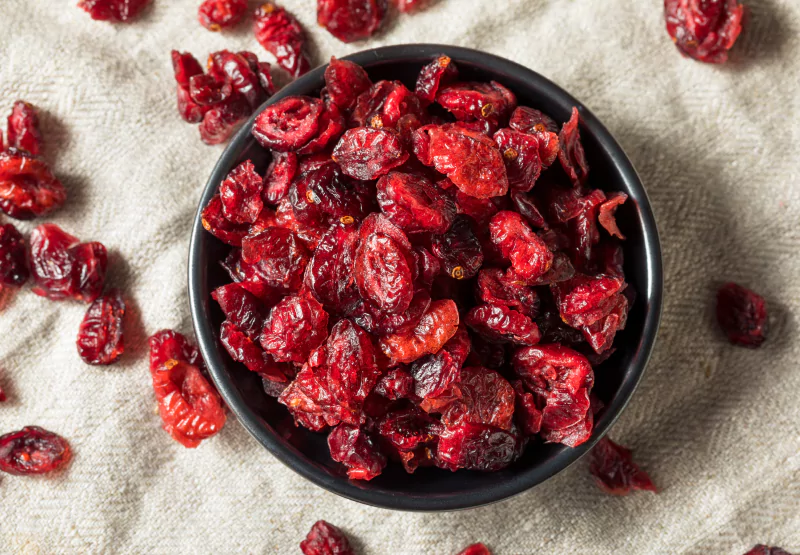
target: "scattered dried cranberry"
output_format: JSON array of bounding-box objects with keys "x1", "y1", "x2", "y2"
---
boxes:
[
  {"x1": 0, "y1": 223, "x2": 29, "y2": 287},
  {"x1": 198, "y1": 0, "x2": 247, "y2": 31},
  {"x1": 6, "y1": 101, "x2": 42, "y2": 156},
  {"x1": 29, "y1": 223, "x2": 107, "y2": 302},
  {"x1": 317, "y1": 0, "x2": 387, "y2": 43},
  {"x1": 743, "y1": 547, "x2": 793, "y2": 555},
  {"x1": 78, "y1": 0, "x2": 151, "y2": 21},
  {"x1": 77, "y1": 289, "x2": 125, "y2": 365},
  {"x1": 589, "y1": 437, "x2": 657, "y2": 495},
  {"x1": 716, "y1": 282, "x2": 767, "y2": 347},
  {"x1": 456, "y1": 544, "x2": 492, "y2": 555},
  {"x1": 254, "y1": 2, "x2": 311, "y2": 78},
  {"x1": 0, "y1": 151, "x2": 67, "y2": 220},
  {"x1": 300, "y1": 520, "x2": 355, "y2": 555},
  {"x1": 0, "y1": 426, "x2": 71, "y2": 475},
  {"x1": 665, "y1": 0, "x2": 745, "y2": 64}
]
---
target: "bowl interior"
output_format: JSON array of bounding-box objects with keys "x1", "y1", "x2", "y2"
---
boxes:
[{"x1": 189, "y1": 45, "x2": 662, "y2": 511}]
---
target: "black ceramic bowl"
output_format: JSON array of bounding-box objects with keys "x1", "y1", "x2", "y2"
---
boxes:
[{"x1": 189, "y1": 44, "x2": 662, "y2": 511}]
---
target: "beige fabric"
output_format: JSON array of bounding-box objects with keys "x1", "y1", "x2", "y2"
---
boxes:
[{"x1": 1, "y1": 0, "x2": 798, "y2": 553}]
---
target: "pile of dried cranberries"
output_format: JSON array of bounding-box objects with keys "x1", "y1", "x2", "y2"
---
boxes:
[{"x1": 201, "y1": 55, "x2": 634, "y2": 479}]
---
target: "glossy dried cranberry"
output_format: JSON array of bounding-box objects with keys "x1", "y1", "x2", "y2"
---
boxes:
[
  {"x1": 290, "y1": 162, "x2": 372, "y2": 227},
  {"x1": 493, "y1": 128, "x2": 542, "y2": 192},
  {"x1": 29, "y1": 224, "x2": 107, "y2": 302},
  {"x1": 374, "y1": 367, "x2": 414, "y2": 399},
  {"x1": 254, "y1": 2, "x2": 311, "y2": 78},
  {"x1": 511, "y1": 380, "x2": 542, "y2": 435},
  {"x1": 262, "y1": 151, "x2": 297, "y2": 205},
  {"x1": 207, "y1": 50, "x2": 269, "y2": 110},
  {"x1": 0, "y1": 151, "x2": 66, "y2": 220},
  {"x1": 332, "y1": 127, "x2": 408, "y2": 180},
  {"x1": 442, "y1": 367, "x2": 515, "y2": 431},
  {"x1": 415, "y1": 55, "x2": 458, "y2": 106},
  {"x1": 198, "y1": 96, "x2": 251, "y2": 145},
  {"x1": 253, "y1": 96, "x2": 324, "y2": 151},
  {"x1": 558, "y1": 107, "x2": 590, "y2": 188},
  {"x1": 0, "y1": 223, "x2": 29, "y2": 287},
  {"x1": 436, "y1": 422, "x2": 520, "y2": 472},
  {"x1": 325, "y1": 57, "x2": 372, "y2": 111},
  {"x1": 0, "y1": 426, "x2": 71, "y2": 475},
  {"x1": 380, "y1": 299, "x2": 460, "y2": 363},
  {"x1": 212, "y1": 282, "x2": 267, "y2": 340},
  {"x1": 716, "y1": 282, "x2": 767, "y2": 347},
  {"x1": 457, "y1": 544, "x2": 492, "y2": 555},
  {"x1": 220, "y1": 320, "x2": 288, "y2": 382},
  {"x1": 550, "y1": 273, "x2": 625, "y2": 327},
  {"x1": 465, "y1": 303, "x2": 541, "y2": 346},
  {"x1": 436, "y1": 81, "x2": 516, "y2": 124},
  {"x1": 189, "y1": 74, "x2": 233, "y2": 106},
  {"x1": 199, "y1": 0, "x2": 247, "y2": 31},
  {"x1": 300, "y1": 520, "x2": 355, "y2": 555},
  {"x1": 598, "y1": 192, "x2": 627, "y2": 239},
  {"x1": 350, "y1": 80, "x2": 421, "y2": 129},
  {"x1": 376, "y1": 171, "x2": 455, "y2": 234},
  {"x1": 6, "y1": 101, "x2": 42, "y2": 156},
  {"x1": 476, "y1": 268, "x2": 539, "y2": 318},
  {"x1": 378, "y1": 405, "x2": 441, "y2": 451},
  {"x1": 589, "y1": 436, "x2": 657, "y2": 495},
  {"x1": 581, "y1": 293, "x2": 628, "y2": 354},
  {"x1": 218, "y1": 160, "x2": 264, "y2": 224},
  {"x1": 508, "y1": 106, "x2": 560, "y2": 167},
  {"x1": 261, "y1": 293, "x2": 329, "y2": 363},
  {"x1": 393, "y1": 0, "x2": 426, "y2": 11},
  {"x1": 413, "y1": 246, "x2": 441, "y2": 288},
  {"x1": 665, "y1": 0, "x2": 744, "y2": 63},
  {"x1": 78, "y1": 0, "x2": 150, "y2": 21},
  {"x1": 328, "y1": 423, "x2": 386, "y2": 480},
  {"x1": 489, "y1": 211, "x2": 553, "y2": 281},
  {"x1": 325, "y1": 318, "x2": 381, "y2": 407},
  {"x1": 317, "y1": 0, "x2": 387, "y2": 43},
  {"x1": 453, "y1": 191, "x2": 500, "y2": 227},
  {"x1": 201, "y1": 195, "x2": 249, "y2": 246},
  {"x1": 298, "y1": 100, "x2": 347, "y2": 156},
  {"x1": 242, "y1": 226, "x2": 310, "y2": 294},
  {"x1": 77, "y1": 289, "x2": 125, "y2": 365},
  {"x1": 431, "y1": 215, "x2": 484, "y2": 280},
  {"x1": 414, "y1": 124, "x2": 508, "y2": 199}
]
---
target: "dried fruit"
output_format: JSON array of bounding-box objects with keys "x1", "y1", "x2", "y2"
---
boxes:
[
  {"x1": 457, "y1": 544, "x2": 493, "y2": 555},
  {"x1": 263, "y1": 151, "x2": 298, "y2": 204},
  {"x1": 416, "y1": 55, "x2": 458, "y2": 106},
  {"x1": 220, "y1": 320, "x2": 288, "y2": 381},
  {"x1": 333, "y1": 127, "x2": 409, "y2": 180},
  {"x1": 431, "y1": 215, "x2": 484, "y2": 280},
  {"x1": 149, "y1": 330, "x2": 227, "y2": 448},
  {"x1": 198, "y1": 0, "x2": 248, "y2": 31},
  {"x1": 261, "y1": 293, "x2": 329, "y2": 363},
  {"x1": 325, "y1": 57, "x2": 372, "y2": 111},
  {"x1": 465, "y1": 303, "x2": 541, "y2": 346},
  {"x1": 0, "y1": 223, "x2": 29, "y2": 287},
  {"x1": 219, "y1": 160, "x2": 264, "y2": 224},
  {"x1": 558, "y1": 107, "x2": 589, "y2": 188},
  {"x1": 589, "y1": 437, "x2": 657, "y2": 495},
  {"x1": 665, "y1": 0, "x2": 745, "y2": 64},
  {"x1": 328, "y1": 423, "x2": 386, "y2": 480},
  {"x1": 78, "y1": 0, "x2": 150, "y2": 22},
  {"x1": 77, "y1": 289, "x2": 125, "y2": 365},
  {"x1": 6, "y1": 101, "x2": 42, "y2": 156},
  {"x1": 301, "y1": 520, "x2": 355, "y2": 555},
  {"x1": 436, "y1": 81, "x2": 516, "y2": 125},
  {"x1": 380, "y1": 299, "x2": 459, "y2": 363},
  {"x1": 317, "y1": 0, "x2": 387, "y2": 43},
  {"x1": 442, "y1": 367, "x2": 515, "y2": 430},
  {"x1": 242, "y1": 226, "x2": 310, "y2": 293},
  {"x1": 489, "y1": 211, "x2": 553, "y2": 281},
  {"x1": 254, "y1": 2, "x2": 311, "y2": 78},
  {"x1": 0, "y1": 151, "x2": 67, "y2": 220},
  {"x1": 493, "y1": 128, "x2": 542, "y2": 191},
  {"x1": 374, "y1": 367, "x2": 414, "y2": 399},
  {"x1": 0, "y1": 426, "x2": 71, "y2": 475},
  {"x1": 253, "y1": 96, "x2": 323, "y2": 151},
  {"x1": 436, "y1": 422, "x2": 520, "y2": 472},
  {"x1": 509, "y1": 106, "x2": 559, "y2": 167},
  {"x1": 716, "y1": 282, "x2": 767, "y2": 347},
  {"x1": 377, "y1": 171, "x2": 455, "y2": 234},
  {"x1": 29, "y1": 223, "x2": 107, "y2": 302},
  {"x1": 598, "y1": 192, "x2": 627, "y2": 239}
]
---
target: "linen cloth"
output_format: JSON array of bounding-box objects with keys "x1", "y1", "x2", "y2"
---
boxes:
[{"x1": 1, "y1": 0, "x2": 798, "y2": 553}]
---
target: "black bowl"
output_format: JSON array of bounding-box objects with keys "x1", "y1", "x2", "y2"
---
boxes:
[{"x1": 189, "y1": 44, "x2": 663, "y2": 511}]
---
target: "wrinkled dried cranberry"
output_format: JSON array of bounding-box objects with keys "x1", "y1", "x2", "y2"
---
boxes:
[
  {"x1": 431, "y1": 215, "x2": 484, "y2": 280},
  {"x1": 317, "y1": 0, "x2": 387, "y2": 43},
  {"x1": 290, "y1": 162, "x2": 372, "y2": 227},
  {"x1": 78, "y1": 0, "x2": 150, "y2": 21},
  {"x1": 489, "y1": 211, "x2": 553, "y2": 281},
  {"x1": 0, "y1": 426, "x2": 71, "y2": 475},
  {"x1": 350, "y1": 80, "x2": 422, "y2": 129},
  {"x1": 411, "y1": 324, "x2": 469, "y2": 409},
  {"x1": 189, "y1": 74, "x2": 233, "y2": 107},
  {"x1": 325, "y1": 319, "x2": 381, "y2": 409},
  {"x1": 261, "y1": 293, "x2": 329, "y2": 363},
  {"x1": 325, "y1": 57, "x2": 372, "y2": 111},
  {"x1": 589, "y1": 436, "x2": 657, "y2": 495},
  {"x1": 743, "y1": 547, "x2": 793, "y2": 555},
  {"x1": 212, "y1": 283, "x2": 267, "y2": 340},
  {"x1": 442, "y1": 367, "x2": 515, "y2": 430},
  {"x1": 29, "y1": 223, "x2": 107, "y2": 302},
  {"x1": 254, "y1": 2, "x2": 311, "y2": 78},
  {"x1": 220, "y1": 320, "x2": 289, "y2": 381},
  {"x1": 199, "y1": 0, "x2": 247, "y2": 31},
  {"x1": 207, "y1": 50, "x2": 268, "y2": 110},
  {"x1": 253, "y1": 96, "x2": 324, "y2": 151},
  {"x1": 511, "y1": 380, "x2": 542, "y2": 435},
  {"x1": 665, "y1": 0, "x2": 744, "y2": 64},
  {"x1": 476, "y1": 268, "x2": 539, "y2": 318},
  {"x1": 509, "y1": 106, "x2": 560, "y2": 167},
  {"x1": 551, "y1": 273, "x2": 625, "y2": 328},
  {"x1": 380, "y1": 299, "x2": 459, "y2": 363},
  {"x1": 598, "y1": 192, "x2": 627, "y2": 239},
  {"x1": 466, "y1": 303, "x2": 541, "y2": 346},
  {"x1": 0, "y1": 151, "x2": 67, "y2": 220},
  {"x1": 298, "y1": 100, "x2": 347, "y2": 156},
  {"x1": 328, "y1": 423, "x2": 386, "y2": 480},
  {"x1": 6, "y1": 101, "x2": 42, "y2": 156},
  {"x1": 377, "y1": 171, "x2": 455, "y2": 234},
  {"x1": 219, "y1": 160, "x2": 264, "y2": 224},
  {"x1": 581, "y1": 293, "x2": 628, "y2": 354},
  {"x1": 199, "y1": 97, "x2": 251, "y2": 145},
  {"x1": 0, "y1": 223, "x2": 29, "y2": 287},
  {"x1": 352, "y1": 289, "x2": 431, "y2": 336},
  {"x1": 374, "y1": 367, "x2": 414, "y2": 399},
  {"x1": 416, "y1": 55, "x2": 458, "y2": 106},
  {"x1": 77, "y1": 289, "x2": 125, "y2": 365},
  {"x1": 493, "y1": 128, "x2": 542, "y2": 192},
  {"x1": 413, "y1": 246, "x2": 441, "y2": 288},
  {"x1": 436, "y1": 421, "x2": 520, "y2": 472},
  {"x1": 716, "y1": 282, "x2": 767, "y2": 347},
  {"x1": 457, "y1": 544, "x2": 493, "y2": 555},
  {"x1": 303, "y1": 223, "x2": 359, "y2": 312},
  {"x1": 201, "y1": 195, "x2": 249, "y2": 246},
  {"x1": 378, "y1": 405, "x2": 441, "y2": 451},
  {"x1": 149, "y1": 330, "x2": 226, "y2": 448},
  {"x1": 242, "y1": 226, "x2": 310, "y2": 294},
  {"x1": 558, "y1": 107, "x2": 590, "y2": 188},
  {"x1": 333, "y1": 127, "x2": 408, "y2": 180},
  {"x1": 262, "y1": 151, "x2": 298, "y2": 205},
  {"x1": 300, "y1": 520, "x2": 355, "y2": 555},
  {"x1": 436, "y1": 81, "x2": 516, "y2": 125}
]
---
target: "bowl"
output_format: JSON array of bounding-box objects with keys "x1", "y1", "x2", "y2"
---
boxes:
[{"x1": 188, "y1": 44, "x2": 663, "y2": 511}]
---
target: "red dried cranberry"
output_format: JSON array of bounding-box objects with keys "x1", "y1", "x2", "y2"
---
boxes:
[
  {"x1": 78, "y1": 0, "x2": 150, "y2": 21},
  {"x1": 29, "y1": 223, "x2": 107, "y2": 302},
  {"x1": 317, "y1": 0, "x2": 387, "y2": 43},
  {"x1": 589, "y1": 436, "x2": 657, "y2": 495},
  {"x1": 489, "y1": 211, "x2": 553, "y2": 281},
  {"x1": 511, "y1": 380, "x2": 542, "y2": 435},
  {"x1": 465, "y1": 303, "x2": 541, "y2": 346},
  {"x1": 436, "y1": 422, "x2": 521, "y2": 472},
  {"x1": 0, "y1": 386, "x2": 5, "y2": 403},
  {"x1": 300, "y1": 520, "x2": 355, "y2": 555},
  {"x1": 241, "y1": 226, "x2": 310, "y2": 294},
  {"x1": 550, "y1": 273, "x2": 625, "y2": 328},
  {"x1": 198, "y1": 0, "x2": 247, "y2": 30},
  {"x1": 325, "y1": 57, "x2": 372, "y2": 111},
  {"x1": 493, "y1": 128, "x2": 542, "y2": 192},
  {"x1": 198, "y1": 97, "x2": 251, "y2": 145},
  {"x1": 415, "y1": 55, "x2": 458, "y2": 106},
  {"x1": 376, "y1": 171, "x2": 455, "y2": 234},
  {"x1": 665, "y1": 0, "x2": 745, "y2": 64},
  {"x1": 220, "y1": 320, "x2": 288, "y2": 382},
  {"x1": 431, "y1": 215, "x2": 484, "y2": 280},
  {"x1": 254, "y1": 2, "x2": 311, "y2": 78},
  {"x1": 207, "y1": 50, "x2": 268, "y2": 110},
  {"x1": 597, "y1": 192, "x2": 627, "y2": 239},
  {"x1": 374, "y1": 367, "x2": 414, "y2": 399},
  {"x1": 325, "y1": 318, "x2": 381, "y2": 408},
  {"x1": 442, "y1": 367, "x2": 515, "y2": 431},
  {"x1": 716, "y1": 282, "x2": 767, "y2": 347},
  {"x1": 457, "y1": 544, "x2": 493, "y2": 555},
  {"x1": 476, "y1": 268, "x2": 539, "y2": 318},
  {"x1": 328, "y1": 423, "x2": 386, "y2": 480},
  {"x1": 743, "y1": 547, "x2": 793, "y2": 555},
  {"x1": 219, "y1": 160, "x2": 264, "y2": 224},
  {"x1": 436, "y1": 81, "x2": 517, "y2": 125},
  {"x1": 332, "y1": 127, "x2": 409, "y2": 180},
  {"x1": 6, "y1": 101, "x2": 42, "y2": 156},
  {"x1": 253, "y1": 96, "x2": 324, "y2": 151},
  {"x1": 304, "y1": 223, "x2": 360, "y2": 312},
  {"x1": 380, "y1": 299, "x2": 459, "y2": 363},
  {"x1": 262, "y1": 151, "x2": 298, "y2": 205},
  {"x1": 581, "y1": 293, "x2": 628, "y2": 354},
  {"x1": 509, "y1": 106, "x2": 560, "y2": 167},
  {"x1": 0, "y1": 223, "x2": 29, "y2": 287},
  {"x1": 0, "y1": 151, "x2": 67, "y2": 220},
  {"x1": 77, "y1": 289, "x2": 125, "y2": 365},
  {"x1": 212, "y1": 283, "x2": 267, "y2": 339},
  {"x1": 201, "y1": 195, "x2": 249, "y2": 246},
  {"x1": 378, "y1": 405, "x2": 441, "y2": 451},
  {"x1": 0, "y1": 426, "x2": 71, "y2": 475},
  {"x1": 558, "y1": 107, "x2": 590, "y2": 188},
  {"x1": 261, "y1": 293, "x2": 329, "y2": 363},
  {"x1": 297, "y1": 99, "x2": 346, "y2": 156}
]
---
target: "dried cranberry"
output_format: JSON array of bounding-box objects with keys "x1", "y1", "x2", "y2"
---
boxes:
[
  {"x1": 207, "y1": 50, "x2": 268, "y2": 110},
  {"x1": 453, "y1": 191, "x2": 500, "y2": 227},
  {"x1": 0, "y1": 426, "x2": 71, "y2": 475},
  {"x1": 509, "y1": 106, "x2": 560, "y2": 167},
  {"x1": 262, "y1": 151, "x2": 298, "y2": 205},
  {"x1": 436, "y1": 422, "x2": 520, "y2": 472},
  {"x1": 261, "y1": 293, "x2": 329, "y2": 363},
  {"x1": 743, "y1": 547, "x2": 793, "y2": 555},
  {"x1": 442, "y1": 367, "x2": 515, "y2": 431},
  {"x1": 589, "y1": 436, "x2": 657, "y2": 495},
  {"x1": 393, "y1": 0, "x2": 426, "y2": 11},
  {"x1": 300, "y1": 520, "x2": 355, "y2": 555},
  {"x1": 350, "y1": 80, "x2": 421, "y2": 129},
  {"x1": 466, "y1": 303, "x2": 541, "y2": 346},
  {"x1": 511, "y1": 380, "x2": 542, "y2": 435},
  {"x1": 333, "y1": 127, "x2": 409, "y2": 180},
  {"x1": 352, "y1": 289, "x2": 431, "y2": 336},
  {"x1": 558, "y1": 107, "x2": 590, "y2": 188},
  {"x1": 550, "y1": 273, "x2": 625, "y2": 327},
  {"x1": 297, "y1": 100, "x2": 346, "y2": 156},
  {"x1": 665, "y1": 0, "x2": 744, "y2": 64},
  {"x1": 219, "y1": 160, "x2": 264, "y2": 224},
  {"x1": 380, "y1": 299, "x2": 460, "y2": 363},
  {"x1": 198, "y1": 0, "x2": 247, "y2": 31},
  {"x1": 212, "y1": 283, "x2": 267, "y2": 340},
  {"x1": 716, "y1": 282, "x2": 767, "y2": 347},
  {"x1": 436, "y1": 81, "x2": 516, "y2": 125},
  {"x1": 78, "y1": 0, "x2": 150, "y2": 22},
  {"x1": 149, "y1": 330, "x2": 226, "y2": 448},
  {"x1": 254, "y1": 2, "x2": 311, "y2": 78},
  {"x1": 198, "y1": 96, "x2": 251, "y2": 145},
  {"x1": 29, "y1": 224, "x2": 107, "y2": 302},
  {"x1": 411, "y1": 324, "x2": 470, "y2": 409},
  {"x1": 581, "y1": 293, "x2": 628, "y2": 354},
  {"x1": 489, "y1": 211, "x2": 553, "y2": 281},
  {"x1": 220, "y1": 320, "x2": 288, "y2": 381},
  {"x1": 325, "y1": 57, "x2": 372, "y2": 111},
  {"x1": 415, "y1": 55, "x2": 458, "y2": 106},
  {"x1": 457, "y1": 544, "x2": 493, "y2": 555},
  {"x1": 201, "y1": 195, "x2": 249, "y2": 246},
  {"x1": 0, "y1": 223, "x2": 29, "y2": 287},
  {"x1": 77, "y1": 289, "x2": 125, "y2": 365},
  {"x1": 328, "y1": 423, "x2": 386, "y2": 480},
  {"x1": 493, "y1": 128, "x2": 542, "y2": 192},
  {"x1": 189, "y1": 74, "x2": 233, "y2": 106},
  {"x1": 325, "y1": 318, "x2": 381, "y2": 408},
  {"x1": 376, "y1": 171, "x2": 455, "y2": 234},
  {"x1": 0, "y1": 386, "x2": 5, "y2": 403},
  {"x1": 242, "y1": 226, "x2": 310, "y2": 294},
  {"x1": 598, "y1": 192, "x2": 627, "y2": 239},
  {"x1": 0, "y1": 151, "x2": 67, "y2": 220},
  {"x1": 431, "y1": 215, "x2": 484, "y2": 280},
  {"x1": 374, "y1": 367, "x2": 414, "y2": 399},
  {"x1": 6, "y1": 101, "x2": 42, "y2": 156},
  {"x1": 253, "y1": 96, "x2": 324, "y2": 151},
  {"x1": 476, "y1": 268, "x2": 539, "y2": 318},
  {"x1": 317, "y1": 0, "x2": 387, "y2": 43},
  {"x1": 378, "y1": 405, "x2": 441, "y2": 451}
]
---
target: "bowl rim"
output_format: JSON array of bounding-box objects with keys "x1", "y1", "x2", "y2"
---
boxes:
[{"x1": 188, "y1": 43, "x2": 663, "y2": 512}]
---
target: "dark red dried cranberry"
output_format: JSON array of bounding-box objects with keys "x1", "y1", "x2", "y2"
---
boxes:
[
  {"x1": 509, "y1": 106, "x2": 560, "y2": 167},
  {"x1": 219, "y1": 160, "x2": 264, "y2": 224},
  {"x1": 333, "y1": 127, "x2": 409, "y2": 180},
  {"x1": 665, "y1": 0, "x2": 745, "y2": 64},
  {"x1": 415, "y1": 55, "x2": 458, "y2": 106},
  {"x1": 261, "y1": 293, "x2": 329, "y2": 363},
  {"x1": 77, "y1": 289, "x2": 125, "y2": 365},
  {"x1": 300, "y1": 520, "x2": 355, "y2": 555},
  {"x1": 328, "y1": 423, "x2": 386, "y2": 480},
  {"x1": 598, "y1": 192, "x2": 627, "y2": 239},
  {"x1": 6, "y1": 101, "x2": 42, "y2": 156},
  {"x1": 374, "y1": 367, "x2": 414, "y2": 400},
  {"x1": 493, "y1": 128, "x2": 542, "y2": 192},
  {"x1": 716, "y1": 282, "x2": 767, "y2": 347},
  {"x1": 436, "y1": 422, "x2": 521, "y2": 472},
  {"x1": 442, "y1": 367, "x2": 515, "y2": 431},
  {"x1": 465, "y1": 303, "x2": 541, "y2": 346},
  {"x1": 78, "y1": 0, "x2": 150, "y2": 22},
  {"x1": 0, "y1": 223, "x2": 29, "y2": 287},
  {"x1": 558, "y1": 107, "x2": 590, "y2": 188},
  {"x1": 325, "y1": 57, "x2": 372, "y2": 111},
  {"x1": 436, "y1": 81, "x2": 517, "y2": 125},
  {"x1": 254, "y1": 2, "x2": 311, "y2": 78},
  {"x1": 198, "y1": 96, "x2": 251, "y2": 145},
  {"x1": 0, "y1": 426, "x2": 72, "y2": 475},
  {"x1": 207, "y1": 50, "x2": 268, "y2": 110},
  {"x1": 198, "y1": 0, "x2": 247, "y2": 30},
  {"x1": 242, "y1": 226, "x2": 310, "y2": 294},
  {"x1": 304, "y1": 223, "x2": 361, "y2": 313},
  {"x1": 253, "y1": 96, "x2": 323, "y2": 151},
  {"x1": 376, "y1": 171, "x2": 455, "y2": 234},
  {"x1": 0, "y1": 151, "x2": 67, "y2": 220},
  {"x1": 317, "y1": 0, "x2": 387, "y2": 43},
  {"x1": 457, "y1": 544, "x2": 493, "y2": 555},
  {"x1": 589, "y1": 436, "x2": 657, "y2": 495},
  {"x1": 212, "y1": 282, "x2": 267, "y2": 339},
  {"x1": 220, "y1": 320, "x2": 289, "y2": 381},
  {"x1": 262, "y1": 151, "x2": 298, "y2": 205},
  {"x1": 431, "y1": 215, "x2": 484, "y2": 280}
]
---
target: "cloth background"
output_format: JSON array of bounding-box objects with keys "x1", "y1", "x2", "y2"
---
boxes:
[{"x1": 1, "y1": 0, "x2": 798, "y2": 553}]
